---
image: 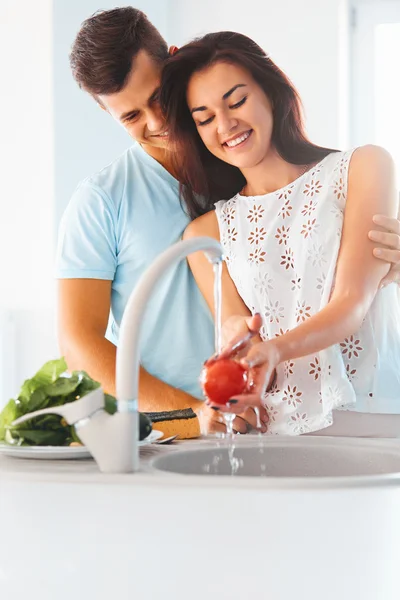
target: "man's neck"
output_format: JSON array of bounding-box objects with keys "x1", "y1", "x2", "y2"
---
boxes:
[{"x1": 141, "y1": 144, "x2": 179, "y2": 180}]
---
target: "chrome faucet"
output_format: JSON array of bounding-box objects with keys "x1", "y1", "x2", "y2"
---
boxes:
[{"x1": 12, "y1": 237, "x2": 223, "y2": 473}]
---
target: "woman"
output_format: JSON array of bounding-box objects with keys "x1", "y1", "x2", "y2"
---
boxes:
[{"x1": 161, "y1": 32, "x2": 400, "y2": 437}]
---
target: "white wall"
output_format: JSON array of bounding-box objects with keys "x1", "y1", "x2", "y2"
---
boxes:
[
  {"x1": 0, "y1": 0, "x2": 54, "y2": 311},
  {"x1": 168, "y1": 0, "x2": 351, "y2": 149},
  {"x1": 0, "y1": 0, "x2": 57, "y2": 403}
]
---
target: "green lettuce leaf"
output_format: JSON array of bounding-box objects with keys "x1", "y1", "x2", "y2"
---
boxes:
[
  {"x1": 0, "y1": 399, "x2": 17, "y2": 441},
  {"x1": 0, "y1": 357, "x2": 147, "y2": 447},
  {"x1": 0, "y1": 358, "x2": 112, "y2": 446},
  {"x1": 18, "y1": 358, "x2": 67, "y2": 404}
]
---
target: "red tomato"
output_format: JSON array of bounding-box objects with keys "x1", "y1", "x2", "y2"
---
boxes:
[{"x1": 200, "y1": 358, "x2": 248, "y2": 405}]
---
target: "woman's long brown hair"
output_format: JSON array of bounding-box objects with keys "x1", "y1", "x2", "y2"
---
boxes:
[{"x1": 160, "y1": 31, "x2": 338, "y2": 219}]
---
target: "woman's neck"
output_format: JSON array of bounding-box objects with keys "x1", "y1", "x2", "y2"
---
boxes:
[{"x1": 240, "y1": 149, "x2": 310, "y2": 197}]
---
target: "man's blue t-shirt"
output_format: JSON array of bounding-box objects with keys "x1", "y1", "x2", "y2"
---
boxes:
[{"x1": 56, "y1": 143, "x2": 214, "y2": 399}]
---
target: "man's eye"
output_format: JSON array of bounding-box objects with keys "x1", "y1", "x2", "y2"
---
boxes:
[
  {"x1": 198, "y1": 116, "x2": 214, "y2": 127},
  {"x1": 150, "y1": 89, "x2": 161, "y2": 104},
  {"x1": 126, "y1": 112, "x2": 139, "y2": 123},
  {"x1": 230, "y1": 96, "x2": 247, "y2": 109}
]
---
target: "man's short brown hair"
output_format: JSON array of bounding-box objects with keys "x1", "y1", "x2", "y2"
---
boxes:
[{"x1": 70, "y1": 7, "x2": 169, "y2": 96}]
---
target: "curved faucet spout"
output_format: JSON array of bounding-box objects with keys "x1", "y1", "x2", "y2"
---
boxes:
[
  {"x1": 115, "y1": 236, "x2": 223, "y2": 472},
  {"x1": 9, "y1": 238, "x2": 222, "y2": 473}
]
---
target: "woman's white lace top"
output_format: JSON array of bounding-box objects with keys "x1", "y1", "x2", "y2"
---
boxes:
[{"x1": 215, "y1": 149, "x2": 400, "y2": 435}]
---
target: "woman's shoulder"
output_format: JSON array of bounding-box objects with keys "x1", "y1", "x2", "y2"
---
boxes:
[
  {"x1": 183, "y1": 209, "x2": 219, "y2": 240},
  {"x1": 318, "y1": 145, "x2": 394, "y2": 183},
  {"x1": 350, "y1": 144, "x2": 394, "y2": 167},
  {"x1": 347, "y1": 145, "x2": 396, "y2": 185}
]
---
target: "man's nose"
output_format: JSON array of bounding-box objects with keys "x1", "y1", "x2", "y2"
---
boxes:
[{"x1": 147, "y1": 107, "x2": 165, "y2": 133}]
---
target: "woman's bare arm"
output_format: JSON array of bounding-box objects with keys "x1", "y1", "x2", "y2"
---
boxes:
[
  {"x1": 184, "y1": 210, "x2": 252, "y2": 322},
  {"x1": 251, "y1": 145, "x2": 397, "y2": 365}
]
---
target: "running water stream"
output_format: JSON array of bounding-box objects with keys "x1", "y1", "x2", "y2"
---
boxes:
[
  {"x1": 212, "y1": 260, "x2": 240, "y2": 475},
  {"x1": 213, "y1": 259, "x2": 223, "y2": 356},
  {"x1": 212, "y1": 259, "x2": 265, "y2": 476}
]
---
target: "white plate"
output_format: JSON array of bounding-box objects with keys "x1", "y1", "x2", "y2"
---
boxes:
[
  {"x1": 0, "y1": 444, "x2": 91, "y2": 460},
  {"x1": 139, "y1": 429, "x2": 163, "y2": 446},
  {"x1": 0, "y1": 429, "x2": 164, "y2": 460}
]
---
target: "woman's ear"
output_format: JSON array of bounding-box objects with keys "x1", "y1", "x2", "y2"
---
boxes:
[{"x1": 169, "y1": 45, "x2": 179, "y2": 56}]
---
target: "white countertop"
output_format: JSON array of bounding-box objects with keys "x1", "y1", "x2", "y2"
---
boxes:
[
  {"x1": 2, "y1": 437, "x2": 400, "y2": 600},
  {"x1": 2, "y1": 435, "x2": 400, "y2": 489}
]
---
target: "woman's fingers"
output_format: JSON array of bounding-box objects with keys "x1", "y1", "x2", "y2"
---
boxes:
[
  {"x1": 218, "y1": 313, "x2": 263, "y2": 360},
  {"x1": 242, "y1": 345, "x2": 270, "y2": 369},
  {"x1": 201, "y1": 405, "x2": 250, "y2": 434},
  {"x1": 218, "y1": 329, "x2": 257, "y2": 359},
  {"x1": 245, "y1": 313, "x2": 263, "y2": 332},
  {"x1": 206, "y1": 398, "x2": 253, "y2": 414},
  {"x1": 205, "y1": 401, "x2": 269, "y2": 429},
  {"x1": 246, "y1": 365, "x2": 274, "y2": 401},
  {"x1": 226, "y1": 394, "x2": 264, "y2": 413}
]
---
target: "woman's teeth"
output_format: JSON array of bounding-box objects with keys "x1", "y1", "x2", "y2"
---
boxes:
[{"x1": 225, "y1": 130, "x2": 251, "y2": 148}]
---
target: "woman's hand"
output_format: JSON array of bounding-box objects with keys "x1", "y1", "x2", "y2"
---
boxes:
[
  {"x1": 198, "y1": 403, "x2": 268, "y2": 434},
  {"x1": 369, "y1": 214, "x2": 400, "y2": 287},
  {"x1": 219, "y1": 314, "x2": 261, "y2": 357},
  {"x1": 212, "y1": 338, "x2": 281, "y2": 414},
  {"x1": 205, "y1": 314, "x2": 278, "y2": 416}
]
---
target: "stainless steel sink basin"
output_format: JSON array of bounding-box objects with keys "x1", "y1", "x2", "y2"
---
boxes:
[{"x1": 151, "y1": 436, "x2": 400, "y2": 480}]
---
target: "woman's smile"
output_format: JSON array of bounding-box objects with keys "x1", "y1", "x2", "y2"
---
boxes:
[{"x1": 222, "y1": 129, "x2": 253, "y2": 150}]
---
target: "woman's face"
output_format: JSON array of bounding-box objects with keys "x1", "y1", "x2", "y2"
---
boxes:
[{"x1": 186, "y1": 61, "x2": 274, "y2": 170}]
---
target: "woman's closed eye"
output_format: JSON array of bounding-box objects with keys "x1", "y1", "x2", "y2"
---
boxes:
[
  {"x1": 197, "y1": 95, "x2": 248, "y2": 127},
  {"x1": 198, "y1": 115, "x2": 214, "y2": 127},
  {"x1": 230, "y1": 95, "x2": 247, "y2": 109}
]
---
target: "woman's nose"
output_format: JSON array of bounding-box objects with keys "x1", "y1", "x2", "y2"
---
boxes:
[{"x1": 216, "y1": 113, "x2": 238, "y2": 135}]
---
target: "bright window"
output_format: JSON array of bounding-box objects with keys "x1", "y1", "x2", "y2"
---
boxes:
[
  {"x1": 375, "y1": 23, "x2": 400, "y2": 178},
  {"x1": 352, "y1": 1, "x2": 400, "y2": 186}
]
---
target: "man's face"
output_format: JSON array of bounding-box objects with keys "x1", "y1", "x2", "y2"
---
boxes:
[{"x1": 98, "y1": 50, "x2": 170, "y2": 161}]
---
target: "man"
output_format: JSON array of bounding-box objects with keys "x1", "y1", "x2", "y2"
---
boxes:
[
  {"x1": 57, "y1": 7, "x2": 215, "y2": 418},
  {"x1": 57, "y1": 7, "x2": 400, "y2": 432}
]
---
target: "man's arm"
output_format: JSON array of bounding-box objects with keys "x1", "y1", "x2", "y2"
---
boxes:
[{"x1": 57, "y1": 278, "x2": 203, "y2": 412}]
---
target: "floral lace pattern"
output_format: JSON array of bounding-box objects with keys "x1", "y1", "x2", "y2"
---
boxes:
[{"x1": 215, "y1": 149, "x2": 398, "y2": 435}]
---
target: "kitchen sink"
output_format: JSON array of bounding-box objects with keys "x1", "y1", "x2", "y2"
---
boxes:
[{"x1": 151, "y1": 436, "x2": 400, "y2": 480}]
